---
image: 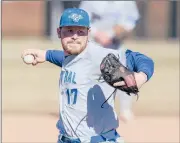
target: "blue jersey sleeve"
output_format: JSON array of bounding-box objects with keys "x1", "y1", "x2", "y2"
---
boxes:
[
  {"x1": 46, "y1": 50, "x2": 65, "y2": 67},
  {"x1": 126, "y1": 50, "x2": 154, "y2": 81}
]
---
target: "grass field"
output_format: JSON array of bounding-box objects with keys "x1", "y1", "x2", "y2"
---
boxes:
[{"x1": 2, "y1": 39, "x2": 179, "y2": 143}]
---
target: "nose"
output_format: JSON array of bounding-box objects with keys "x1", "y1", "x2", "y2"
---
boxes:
[{"x1": 72, "y1": 33, "x2": 78, "y2": 40}]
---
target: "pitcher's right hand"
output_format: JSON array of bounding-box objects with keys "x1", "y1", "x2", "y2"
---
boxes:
[{"x1": 21, "y1": 49, "x2": 47, "y2": 66}]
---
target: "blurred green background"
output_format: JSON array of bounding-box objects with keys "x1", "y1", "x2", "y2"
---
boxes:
[{"x1": 2, "y1": 1, "x2": 179, "y2": 117}]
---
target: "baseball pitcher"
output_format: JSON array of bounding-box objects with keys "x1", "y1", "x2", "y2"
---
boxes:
[{"x1": 22, "y1": 8, "x2": 154, "y2": 143}]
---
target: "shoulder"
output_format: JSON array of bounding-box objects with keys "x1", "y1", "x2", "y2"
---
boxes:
[
  {"x1": 87, "y1": 41, "x2": 103, "y2": 54},
  {"x1": 88, "y1": 41, "x2": 118, "y2": 55},
  {"x1": 126, "y1": 49, "x2": 153, "y2": 59},
  {"x1": 125, "y1": 49, "x2": 133, "y2": 56},
  {"x1": 87, "y1": 41, "x2": 119, "y2": 62},
  {"x1": 125, "y1": 49, "x2": 144, "y2": 58},
  {"x1": 125, "y1": 49, "x2": 154, "y2": 67}
]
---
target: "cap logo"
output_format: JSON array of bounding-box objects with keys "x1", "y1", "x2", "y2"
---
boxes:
[{"x1": 68, "y1": 13, "x2": 83, "y2": 22}]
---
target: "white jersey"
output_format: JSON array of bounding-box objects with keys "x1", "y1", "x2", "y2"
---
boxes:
[
  {"x1": 80, "y1": 1, "x2": 139, "y2": 34},
  {"x1": 80, "y1": 1, "x2": 140, "y2": 49},
  {"x1": 57, "y1": 42, "x2": 127, "y2": 142}
]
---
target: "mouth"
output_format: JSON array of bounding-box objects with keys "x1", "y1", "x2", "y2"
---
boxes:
[
  {"x1": 68, "y1": 41, "x2": 81, "y2": 44},
  {"x1": 68, "y1": 43, "x2": 80, "y2": 45}
]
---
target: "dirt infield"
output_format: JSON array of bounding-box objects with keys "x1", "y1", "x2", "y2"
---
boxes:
[
  {"x1": 2, "y1": 39, "x2": 179, "y2": 142},
  {"x1": 2, "y1": 114, "x2": 179, "y2": 143}
]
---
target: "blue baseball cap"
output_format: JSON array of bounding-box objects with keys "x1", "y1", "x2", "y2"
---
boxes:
[{"x1": 59, "y1": 8, "x2": 90, "y2": 28}]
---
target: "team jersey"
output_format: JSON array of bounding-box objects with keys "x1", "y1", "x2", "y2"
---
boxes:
[
  {"x1": 58, "y1": 42, "x2": 127, "y2": 142},
  {"x1": 46, "y1": 41, "x2": 154, "y2": 142}
]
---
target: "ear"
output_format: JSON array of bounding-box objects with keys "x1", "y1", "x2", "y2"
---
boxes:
[{"x1": 57, "y1": 27, "x2": 61, "y2": 38}]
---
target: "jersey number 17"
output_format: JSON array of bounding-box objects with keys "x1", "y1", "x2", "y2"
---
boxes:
[{"x1": 66, "y1": 89, "x2": 78, "y2": 105}]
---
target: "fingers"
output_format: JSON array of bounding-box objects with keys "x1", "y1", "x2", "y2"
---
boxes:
[
  {"x1": 32, "y1": 59, "x2": 38, "y2": 66},
  {"x1": 21, "y1": 49, "x2": 39, "y2": 66},
  {"x1": 113, "y1": 81, "x2": 138, "y2": 95},
  {"x1": 21, "y1": 49, "x2": 36, "y2": 59},
  {"x1": 113, "y1": 81, "x2": 125, "y2": 86},
  {"x1": 21, "y1": 49, "x2": 29, "y2": 58}
]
